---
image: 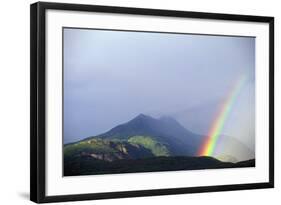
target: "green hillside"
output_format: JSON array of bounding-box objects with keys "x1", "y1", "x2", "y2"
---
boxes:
[
  {"x1": 128, "y1": 136, "x2": 170, "y2": 156},
  {"x1": 64, "y1": 135, "x2": 172, "y2": 163}
]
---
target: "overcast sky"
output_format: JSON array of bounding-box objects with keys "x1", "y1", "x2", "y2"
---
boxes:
[{"x1": 63, "y1": 28, "x2": 255, "y2": 149}]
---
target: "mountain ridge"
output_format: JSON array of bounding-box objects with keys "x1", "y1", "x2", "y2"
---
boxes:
[{"x1": 85, "y1": 114, "x2": 203, "y2": 156}]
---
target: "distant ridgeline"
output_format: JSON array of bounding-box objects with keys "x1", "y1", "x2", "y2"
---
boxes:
[{"x1": 64, "y1": 114, "x2": 255, "y2": 176}]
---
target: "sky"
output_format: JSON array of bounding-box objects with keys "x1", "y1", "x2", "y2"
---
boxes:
[{"x1": 63, "y1": 28, "x2": 255, "y2": 151}]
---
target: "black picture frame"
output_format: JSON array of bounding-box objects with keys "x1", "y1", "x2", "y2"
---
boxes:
[{"x1": 30, "y1": 1, "x2": 274, "y2": 203}]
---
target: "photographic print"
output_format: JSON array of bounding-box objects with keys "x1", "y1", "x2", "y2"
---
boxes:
[
  {"x1": 31, "y1": 2, "x2": 273, "y2": 202},
  {"x1": 63, "y1": 28, "x2": 255, "y2": 176}
]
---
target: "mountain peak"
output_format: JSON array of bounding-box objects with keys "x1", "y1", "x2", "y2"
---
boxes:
[
  {"x1": 136, "y1": 113, "x2": 148, "y2": 118},
  {"x1": 133, "y1": 113, "x2": 153, "y2": 121}
]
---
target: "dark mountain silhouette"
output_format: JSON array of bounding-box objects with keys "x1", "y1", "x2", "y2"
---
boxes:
[{"x1": 64, "y1": 155, "x2": 255, "y2": 176}]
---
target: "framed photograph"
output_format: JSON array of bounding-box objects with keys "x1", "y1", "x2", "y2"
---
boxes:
[{"x1": 30, "y1": 2, "x2": 274, "y2": 203}]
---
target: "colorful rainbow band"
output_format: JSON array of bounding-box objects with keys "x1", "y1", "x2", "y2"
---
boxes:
[{"x1": 198, "y1": 75, "x2": 247, "y2": 156}]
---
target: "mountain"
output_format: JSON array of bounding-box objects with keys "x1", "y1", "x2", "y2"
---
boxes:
[
  {"x1": 64, "y1": 114, "x2": 203, "y2": 170},
  {"x1": 213, "y1": 135, "x2": 254, "y2": 162},
  {"x1": 87, "y1": 114, "x2": 203, "y2": 156},
  {"x1": 64, "y1": 114, "x2": 255, "y2": 176}
]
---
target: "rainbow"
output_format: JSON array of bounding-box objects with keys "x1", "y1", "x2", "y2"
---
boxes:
[{"x1": 197, "y1": 75, "x2": 247, "y2": 156}]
